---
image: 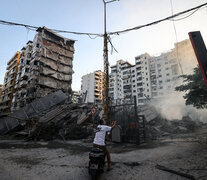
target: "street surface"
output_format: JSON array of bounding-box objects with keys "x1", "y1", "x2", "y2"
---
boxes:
[{"x1": 0, "y1": 126, "x2": 207, "y2": 180}]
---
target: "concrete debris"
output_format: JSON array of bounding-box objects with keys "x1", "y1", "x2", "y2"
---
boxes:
[
  {"x1": 0, "y1": 90, "x2": 99, "y2": 141},
  {"x1": 0, "y1": 90, "x2": 202, "y2": 142},
  {"x1": 20, "y1": 103, "x2": 95, "y2": 141},
  {"x1": 0, "y1": 90, "x2": 67, "y2": 135},
  {"x1": 146, "y1": 116, "x2": 202, "y2": 140},
  {"x1": 138, "y1": 104, "x2": 159, "y2": 122}
]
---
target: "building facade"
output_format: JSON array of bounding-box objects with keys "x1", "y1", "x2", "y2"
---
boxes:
[
  {"x1": 11, "y1": 41, "x2": 33, "y2": 111},
  {"x1": 0, "y1": 52, "x2": 21, "y2": 114},
  {"x1": 0, "y1": 26, "x2": 75, "y2": 113},
  {"x1": 81, "y1": 70, "x2": 103, "y2": 103},
  {"x1": 0, "y1": 84, "x2": 3, "y2": 98},
  {"x1": 109, "y1": 39, "x2": 197, "y2": 105}
]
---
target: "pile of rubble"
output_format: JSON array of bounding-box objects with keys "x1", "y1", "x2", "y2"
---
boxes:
[
  {"x1": 0, "y1": 91, "x2": 100, "y2": 141},
  {"x1": 146, "y1": 116, "x2": 202, "y2": 140},
  {"x1": 0, "y1": 90, "x2": 203, "y2": 142}
]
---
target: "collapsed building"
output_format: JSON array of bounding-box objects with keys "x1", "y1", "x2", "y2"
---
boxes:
[{"x1": 0, "y1": 26, "x2": 75, "y2": 114}]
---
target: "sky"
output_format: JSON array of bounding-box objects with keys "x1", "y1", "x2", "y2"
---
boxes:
[{"x1": 0, "y1": 0, "x2": 207, "y2": 91}]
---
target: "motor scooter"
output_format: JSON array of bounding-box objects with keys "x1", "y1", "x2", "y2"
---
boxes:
[{"x1": 88, "y1": 147, "x2": 105, "y2": 179}]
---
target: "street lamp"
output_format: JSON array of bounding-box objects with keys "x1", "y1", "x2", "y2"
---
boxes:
[{"x1": 102, "y1": 0, "x2": 119, "y2": 123}]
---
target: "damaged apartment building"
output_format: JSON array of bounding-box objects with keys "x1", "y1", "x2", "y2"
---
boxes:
[{"x1": 0, "y1": 26, "x2": 75, "y2": 113}]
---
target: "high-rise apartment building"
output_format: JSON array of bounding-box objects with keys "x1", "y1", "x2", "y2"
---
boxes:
[
  {"x1": 0, "y1": 52, "x2": 21, "y2": 114},
  {"x1": 81, "y1": 70, "x2": 103, "y2": 103},
  {"x1": 109, "y1": 39, "x2": 197, "y2": 105},
  {"x1": 11, "y1": 41, "x2": 33, "y2": 111}
]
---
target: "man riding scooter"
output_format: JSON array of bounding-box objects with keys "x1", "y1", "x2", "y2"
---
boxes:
[{"x1": 93, "y1": 119, "x2": 117, "y2": 171}]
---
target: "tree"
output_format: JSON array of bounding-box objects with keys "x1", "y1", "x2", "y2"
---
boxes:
[{"x1": 175, "y1": 66, "x2": 207, "y2": 109}]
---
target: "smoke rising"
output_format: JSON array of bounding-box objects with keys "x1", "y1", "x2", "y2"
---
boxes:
[{"x1": 151, "y1": 91, "x2": 207, "y2": 123}]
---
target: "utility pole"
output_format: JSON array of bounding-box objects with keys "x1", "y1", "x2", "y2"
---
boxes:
[{"x1": 102, "y1": 0, "x2": 119, "y2": 123}]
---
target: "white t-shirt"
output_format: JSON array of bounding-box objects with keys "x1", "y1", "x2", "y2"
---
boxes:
[{"x1": 93, "y1": 125, "x2": 112, "y2": 146}]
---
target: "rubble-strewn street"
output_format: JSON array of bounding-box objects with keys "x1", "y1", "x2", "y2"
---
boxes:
[
  {"x1": 0, "y1": 125, "x2": 207, "y2": 180},
  {"x1": 1, "y1": 1, "x2": 207, "y2": 180}
]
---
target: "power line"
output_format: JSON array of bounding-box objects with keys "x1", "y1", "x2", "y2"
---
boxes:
[
  {"x1": 109, "y1": 2, "x2": 207, "y2": 35},
  {"x1": 170, "y1": 7, "x2": 201, "y2": 21},
  {"x1": 0, "y1": 2, "x2": 206, "y2": 38},
  {"x1": 0, "y1": 19, "x2": 103, "y2": 38},
  {"x1": 170, "y1": 0, "x2": 183, "y2": 75}
]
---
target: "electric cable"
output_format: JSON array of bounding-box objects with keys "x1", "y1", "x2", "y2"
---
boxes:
[
  {"x1": 170, "y1": 0, "x2": 183, "y2": 75},
  {"x1": 109, "y1": 2, "x2": 207, "y2": 35},
  {"x1": 0, "y1": 19, "x2": 103, "y2": 38},
  {"x1": 0, "y1": 2, "x2": 206, "y2": 38}
]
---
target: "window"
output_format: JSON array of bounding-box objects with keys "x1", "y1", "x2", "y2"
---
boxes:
[
  {"x1": 137, "y1": 77, "x2": 142, "y2": 81},
  {"x1": 136, "y1": 61, "x2": 141, "y2": 65},
  {"x1": 27, "y1": 53, "x2": 31, "y2": 58},
  {"x1": 136, "y1": 67, "x2": 141, "y2": 71},
  {"x1": 137, "y1": 83, "x2": 142, "y2": 87},
  {"x1": 123, "y1": 71, "x2": 128, "y2": 75},
  {"x1": 166, "y1": 73, "x2": 170, "y2": 76}
]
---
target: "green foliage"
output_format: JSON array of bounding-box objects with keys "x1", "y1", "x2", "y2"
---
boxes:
[{"x1": 175, "y1": 66, "x2": 207, "y2": 109}]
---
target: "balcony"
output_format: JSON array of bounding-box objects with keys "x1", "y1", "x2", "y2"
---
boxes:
[
  {"x1": 21, "y1": 72, "x2": 29, "y2": 79},
  {"x1": 20, "y1": 80, "x2": 27, "y2": 88}
]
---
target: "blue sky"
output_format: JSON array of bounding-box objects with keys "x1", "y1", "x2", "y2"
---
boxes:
[{"x1": 0, "y1": 0, "x2": 207, "y2": 91}]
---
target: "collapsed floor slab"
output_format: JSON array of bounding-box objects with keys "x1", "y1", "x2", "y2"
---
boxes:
[{"x1": 0, "y1": 90, "x2": 67, "y2": 135}]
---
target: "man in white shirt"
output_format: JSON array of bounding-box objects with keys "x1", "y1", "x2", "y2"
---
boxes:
[{"x1": 93, "y1": 119, "x2": 117, "y2": 171}]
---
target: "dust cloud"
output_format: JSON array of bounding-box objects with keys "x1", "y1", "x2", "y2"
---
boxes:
[{"x1": 151, "y1": 91, "x2": 207, "y2": 123}]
